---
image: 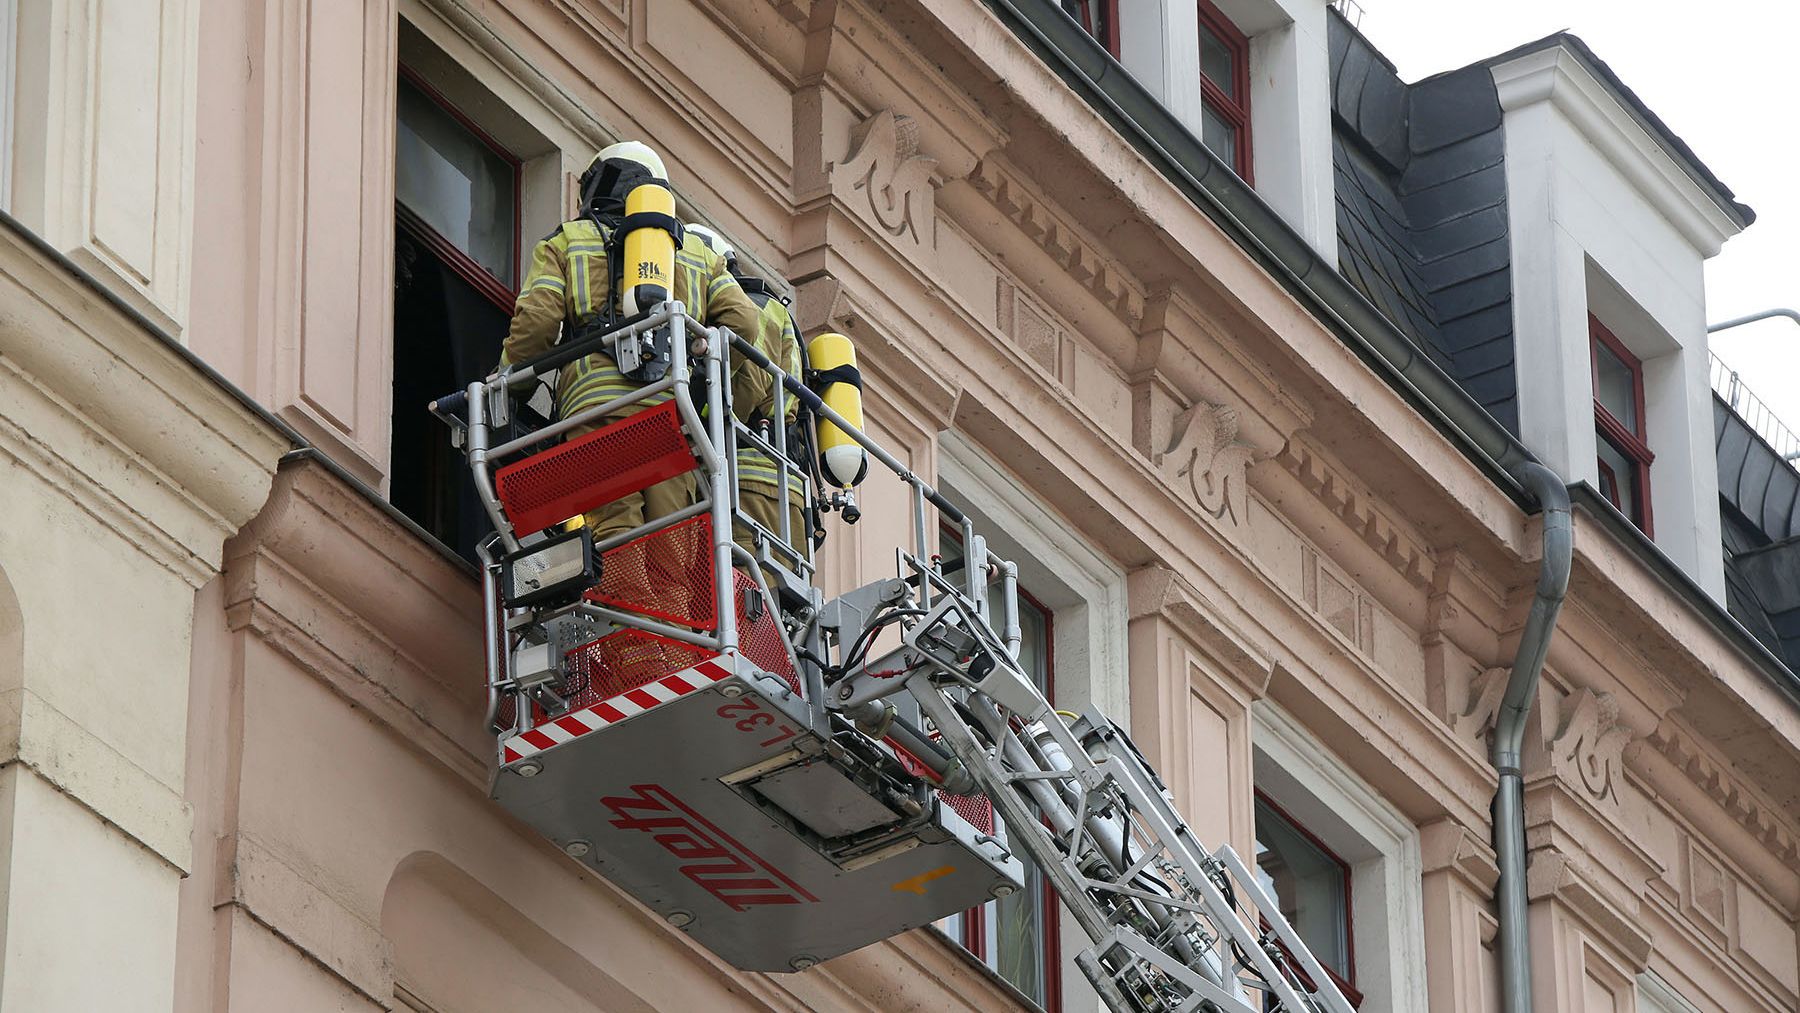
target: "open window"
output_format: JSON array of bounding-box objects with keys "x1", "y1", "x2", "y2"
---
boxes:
[
  {"x1": 1590, "y1": 313, "x2": 1654, "y2": 535},
  {"x1": 389, "y1": 65, "x2": 522, "y2": 561},
  {"x1": 1255, "y1": 791, "x2": 1362, "y2": 1006}
]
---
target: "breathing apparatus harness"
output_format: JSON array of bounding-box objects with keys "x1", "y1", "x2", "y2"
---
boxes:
[{"x1": 564, "y1": 156, "x2": 684, "y2": 384}]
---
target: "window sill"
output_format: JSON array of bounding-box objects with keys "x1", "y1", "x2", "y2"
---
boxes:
[{"x1": 924, "y1": 923, "x2": 1049, "y2": 1013}]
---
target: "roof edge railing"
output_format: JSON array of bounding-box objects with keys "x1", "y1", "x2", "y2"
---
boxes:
[{"x1": 1711, "y1": 350, "x2": 1800, "y2": 464}]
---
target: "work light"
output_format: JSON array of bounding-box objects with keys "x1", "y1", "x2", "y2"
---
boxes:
[{"x1": 502, "y1": 528, "x2": 599, "y2": 608}]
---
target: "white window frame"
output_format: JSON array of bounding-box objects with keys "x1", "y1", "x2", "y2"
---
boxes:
[
  {"x1": 937, "y1": 432, "x2": 1130, "y2": 1012},
  {"x1": 938, "y1": 432, "x2": 1130, "y2": 721},
  {"x1": 1253, "y1": 700, "x2": 1430, "y2": 1013},
  {"x1": 1116, "y1": 0, "x2": 1336, "y2": 259}
]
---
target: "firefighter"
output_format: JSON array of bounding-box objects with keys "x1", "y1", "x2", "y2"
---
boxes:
[
  {"x1": 687, "y1": 223, "x2": 813, "y2": 559},
  {"x1": 501, "y1": 142, "x2": 773, "y2": 543}
]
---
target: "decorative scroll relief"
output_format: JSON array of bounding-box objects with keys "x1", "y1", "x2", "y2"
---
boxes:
[
  {"x1": 1549, "y1": 689, "x2": 1633, "y2": 807},
  {"x1": 831, "y1": 110, "x2": 937, "y2": 248},
  {"x1": 1155, "y1": 402, "x2": 1252, "y2": 526},
  {"x1": 1458, "y1": 679, "x2": 1637, "y2": 810}
]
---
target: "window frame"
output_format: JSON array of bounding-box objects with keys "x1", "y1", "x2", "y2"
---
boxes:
[
  {"x1": 939, "y1": 522, "x2": 1064, "y2": 1010},
  {"x1": 1064, "y1": 0, "x2": 1120, "y2": 57},
  {"x1": 961, "y1": 581, "x2": 1062, "y2": 1011},
  {"x1": 1254, "y1": 789, "x2": 1363, "y2": 1007},
  {"x1": 1196, "y1": 0, "x2": 1253, "y2": 184},
  {"x1": 1588, "y1": 314, "x2": 1654, "y2": 536},
  {"x1": 396, "y1": 62, "x2": 523, "y2": 311}
]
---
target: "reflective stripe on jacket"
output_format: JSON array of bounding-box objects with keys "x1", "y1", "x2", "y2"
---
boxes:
[
  {"x1": 501, "y1": 220, "x2": 772, "y2": 423},
  {"x1": 737, "y1": 288, "x2": 807, "y2": 496}
]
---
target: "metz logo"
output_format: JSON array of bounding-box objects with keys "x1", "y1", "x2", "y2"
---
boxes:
[{"x1": 601, "y1": 784, "x2": 819, "y2": 911}]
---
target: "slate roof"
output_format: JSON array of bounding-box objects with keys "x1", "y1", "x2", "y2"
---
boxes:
[
  {"x1": 1329, "y1": 12, "x2": 1792, "y2": 672},
  {"x1": 1328, "y1": 12, "x2": 1519, "y2": 433},
  {"x1": 1717, "y1": 395, "x2": 1800, "y2": 668}
]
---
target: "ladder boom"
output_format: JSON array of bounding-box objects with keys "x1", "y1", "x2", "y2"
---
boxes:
[{"x1": 438, "y1": 304, "x2": 1359, "y2": 1011}]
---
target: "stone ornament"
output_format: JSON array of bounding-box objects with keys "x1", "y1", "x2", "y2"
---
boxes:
[{"x1": 832, "y1": 110, "x2": 937, "y2": 247}]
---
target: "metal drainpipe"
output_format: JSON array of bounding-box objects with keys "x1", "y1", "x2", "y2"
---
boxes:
[{"x1": 1492, "y1": 462, "x2": 1573, "y2": 1013}]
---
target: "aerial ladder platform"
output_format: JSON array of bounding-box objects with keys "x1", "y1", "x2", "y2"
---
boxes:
[{"x1": 432, "y1": 301, "x2": 1355, "y2": 1013}]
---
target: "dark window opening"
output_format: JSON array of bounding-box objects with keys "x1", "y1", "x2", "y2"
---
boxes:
[
  {"x1": 1197, "y1": 0, "x2": 1253, "y2": 182},
  {"x1": 390, "y1": 67, "x2": 521, "y2": 561},
  {"x1": 1589, "y1": 314, "x2": 1654, "y2": 536}
]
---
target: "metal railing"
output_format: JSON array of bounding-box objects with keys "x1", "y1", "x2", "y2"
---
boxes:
[
  {"x1": 1710, "y1": 350, "x2": 1800, "y2": 463},
  {"x1": 1329, "y1": 0, "x2": 1365, "y2": 27}
]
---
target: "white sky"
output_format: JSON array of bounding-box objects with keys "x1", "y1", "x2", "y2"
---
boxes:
[{"x1": 1354, "y1": 0, "x2": 1800, "y2": 444}]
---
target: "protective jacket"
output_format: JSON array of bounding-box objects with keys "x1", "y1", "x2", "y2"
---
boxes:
[
  {"x1": 735, "y1": 276, "x2": 809, "y2": 500},
  {"x1": 502, "y1": 220, "x2": 771, "y2": 424}
]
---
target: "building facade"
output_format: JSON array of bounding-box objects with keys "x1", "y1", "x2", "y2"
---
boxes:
[{"x1": 0, "y1": 1, "x2": 1795, "y2": 1011}]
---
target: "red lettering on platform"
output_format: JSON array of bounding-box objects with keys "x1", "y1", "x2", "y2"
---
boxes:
[{"x1": 600, "y1": 784, "x2": 819, "y2": 911}]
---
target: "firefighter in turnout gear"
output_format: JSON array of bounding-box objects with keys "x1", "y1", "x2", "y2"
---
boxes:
[
  {"x1": 686, "y1": 223, "x2": 813, "y2": 557},
  {"x1": 501, "y1": 142, "x2": 774, "y2": 542}
]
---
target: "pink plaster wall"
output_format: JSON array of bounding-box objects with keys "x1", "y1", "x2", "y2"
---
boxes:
[{"x1": 171, "y1": 0, "x2": 1800, "y2": 1010}]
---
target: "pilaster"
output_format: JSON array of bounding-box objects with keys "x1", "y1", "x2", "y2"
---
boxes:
[{"x1": 0, "y1": 223, "x2": 286, "y2": 1012}]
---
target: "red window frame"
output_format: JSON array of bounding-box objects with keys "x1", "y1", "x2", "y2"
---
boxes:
[
  {"x1": 959, "y1": 577, "x2": 1062, "y2": 1011},
  {"x1": 1065, "y1": 0, "x2": 1121, "y2": 57},
  {"x1": 1589, "y1": 314, "x2": 1655, "y2": 536},
  {"x1": 940, "y1": 523, "x2": 1063, "y2": 1009},
  {"x1": 1197, "y1": 0, "x2": 1254, "y2": 184},
  {"x1": 1254, "y1": 790, "x2": 1363, "y2": 1008},
  {"x1": 396, "y1": 63, "x2": 523, "y2": 312}
]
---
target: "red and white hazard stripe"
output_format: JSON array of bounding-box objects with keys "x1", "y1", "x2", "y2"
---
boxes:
[{"x1": 500, "y1": 658, "x2": 734, "y2": 766}]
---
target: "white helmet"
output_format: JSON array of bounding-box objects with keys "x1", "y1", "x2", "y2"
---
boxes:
[
  {"x1": 686, "y1": 223, "x2": 736, "y2": 266},
  {"x1": 589, "y1": 140, "x2": 667, "y2": 180}
]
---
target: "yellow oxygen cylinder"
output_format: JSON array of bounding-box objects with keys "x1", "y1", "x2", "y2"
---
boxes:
[
  {"x1": 808, "y1": 332, "x2": 867, "y2": 489},
  {"x1": 620, "y1": 180, "x2": 676, "y2": 317}
]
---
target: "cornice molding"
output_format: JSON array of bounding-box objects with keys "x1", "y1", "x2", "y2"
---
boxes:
[
  {"x1": 1489, "y1": 46, "x2": 1743, "y2": 255},
  {"x1": 967, "y1": 156, "x2": 1146, "y2": 327},
  {"x1": 1526, "y1": 844, "x2": 1655, "y2": 966},
  {"x1": 1639, "y1": 720, "x2": 1800, "y2": 871},
  {"x1": 1127, "y1": 564, "x2": 1273, "y2": 698},
  {"x1": 223, "y1": 459, "x2": 490, "y2": 786},
  {"x1": 0, "y1": 686, "x2": 192, "y2": 874},
  {"x1": 0, "y1": 226, "x2": 287, "y2": 583},
  {"x1": 1419, "y1": 818, "x2": 1499, "y2": 892},
  {"x1": 1273, "y1": 438, "x2": 1433, "y2": 589}
]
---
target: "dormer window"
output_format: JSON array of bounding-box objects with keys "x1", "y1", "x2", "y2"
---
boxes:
[
  {"x1": 1591, "y1": 314, "x2": 1654, "y2": 535},
  {"x1": 1197, "y1": 0, "x2": 1252, "y2": 181}
]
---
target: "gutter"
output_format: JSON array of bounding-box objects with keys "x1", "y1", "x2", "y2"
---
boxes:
[
  {"x1": 1490, "y1": 463, "x2": 1572, "y2": 1013},
  {"x1": 973, "y1": 2, "x2": 1800, "y2": 696},
  {"x1": 982, "y1": 0, "x2": 1539, "y2": 506}
]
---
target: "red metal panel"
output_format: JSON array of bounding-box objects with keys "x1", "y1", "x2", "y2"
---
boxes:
[
  {"x1": 586, "y1": 513, "x2": 716, "y2": 627},
  {"x1": 494, "y1": 401, "x2": 695, "y2": 534}
]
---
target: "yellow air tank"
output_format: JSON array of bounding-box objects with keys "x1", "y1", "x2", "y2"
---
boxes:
[
  {"x1": 808, "y1": 332, "x2": 867, "y2": 489},
  {"x1": 620, "y1": 180, "x2": 676, "y2": 317}
]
